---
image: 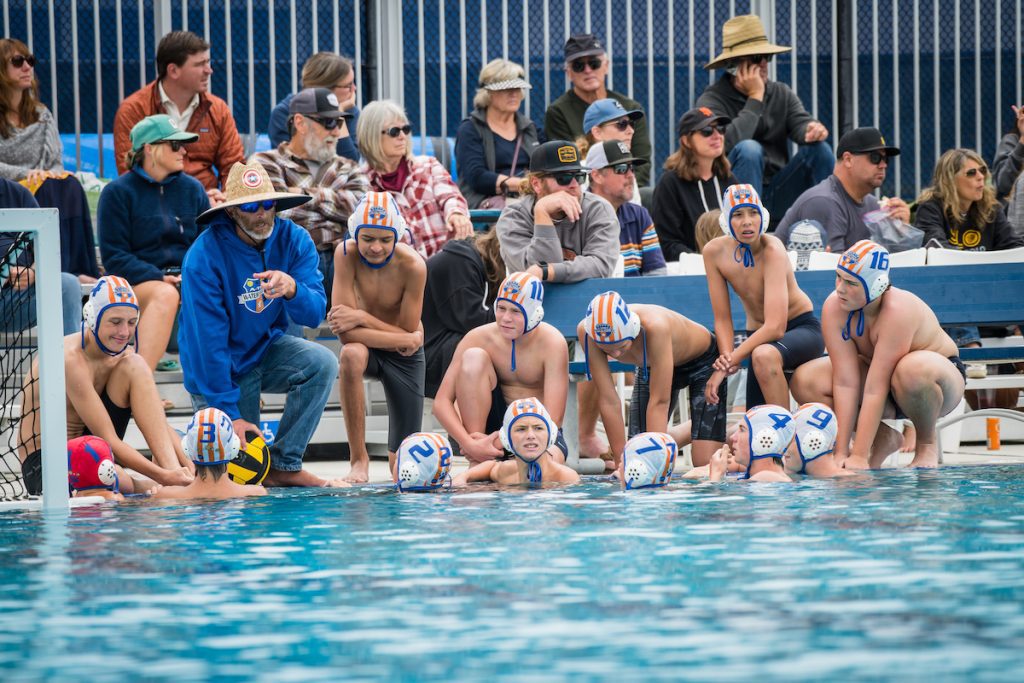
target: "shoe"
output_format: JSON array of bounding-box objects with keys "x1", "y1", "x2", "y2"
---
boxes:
[
  {"x1": 966, "y1": 363, "x2": 987, "y2": 379},
  {"x1": 156, "y1": 359, "x2": 181, "y2": 372}
]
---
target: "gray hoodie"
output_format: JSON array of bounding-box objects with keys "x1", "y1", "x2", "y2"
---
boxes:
[{"x1": 496, "y1": 193, "x2": 620, "y2": 282}]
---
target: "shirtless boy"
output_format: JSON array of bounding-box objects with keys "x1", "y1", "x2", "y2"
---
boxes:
[
  {"x1": 579, "y1": 291, "x2": 726, "y2": 468},
  {"x1": 785, "y1": 403, "x2": 855, "y2": 478},
  {"x1": 19, "y1": 277, "x2": 194, "y2": 495},
  {"x1": 703, "y1": 184, "x2": 824, "y2": 408},
  {"x1": 154, "y1": 407, "x2": 267, "y2": 500},
  {"x1": 433, "y1": 272, "x2": 569, "y2": 464},
  {"x1": 330, "y1": 192, "x2": 427, "y2": 483},
  {"x1": 709, "y1": 405, "x2": 796, "y2": 483},
  {"x1": 790, "y1": 240, "x2": 966, "y2": 469},
  {"x1": 453, "y1": 398, "x2": 580, "y2": 486}
]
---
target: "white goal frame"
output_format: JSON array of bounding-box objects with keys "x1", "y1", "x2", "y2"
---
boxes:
[{"x1": 0, "y1": 209, "x2": 68, "y2": 511}]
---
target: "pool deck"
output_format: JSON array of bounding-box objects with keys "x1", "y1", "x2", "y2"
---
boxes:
[{"x1": 306, "y1": 442, "x2": 1024, "y2": 484}]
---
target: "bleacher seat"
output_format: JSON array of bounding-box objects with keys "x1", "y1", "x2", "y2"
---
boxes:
[{"x1": 926, "y1": 245, "x2": 1024, "y2": 265}]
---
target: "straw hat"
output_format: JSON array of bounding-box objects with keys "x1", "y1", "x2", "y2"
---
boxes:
[
  {"x1": 704, "y1": 15, "x2": 791, "y2": 70},
  {"x1": 196, "y1": 160, "x2": 311, "y2": 225}
]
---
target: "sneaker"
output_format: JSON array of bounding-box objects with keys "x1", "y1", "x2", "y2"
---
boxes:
[{"x1": 966, "y1": 363, "x2": 988, "y2": 379}]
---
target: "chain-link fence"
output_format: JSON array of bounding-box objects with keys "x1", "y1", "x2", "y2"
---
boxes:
[{"x1": 1, "y1": 0, "x2": 1021, "y2": 197}]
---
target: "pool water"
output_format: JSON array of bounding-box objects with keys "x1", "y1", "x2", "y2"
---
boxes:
[{"x1": 2, "y1": 466, "x2": 1024, "y2": 681}]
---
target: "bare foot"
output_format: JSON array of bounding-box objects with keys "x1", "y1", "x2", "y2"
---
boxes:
[
  {"x1": 899, "y1": 423, "x2": 916, "y2": 452},
  {"x1": 868, "y1": 423, "x2": 904, "y2": 469},
  {"x1": 579, "y1": 433, "x2": 610, "y2": 459},
  {"x1": 907, "y1": 441, "x2": 940, "y2": 468},
  {"x1": 842, "y1": 455, "x2": 872, "y2": 470},
  {"x1": 264, "y1": 468, "x2": 351, "y2": 487},
  {"x1": 343, "y1": 460, "x2": 370, "y2": 484}
]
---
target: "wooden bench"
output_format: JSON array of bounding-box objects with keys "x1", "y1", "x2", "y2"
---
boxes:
[{"x1": 542, "y1": 262, "x2": 1024, "y2": 465}]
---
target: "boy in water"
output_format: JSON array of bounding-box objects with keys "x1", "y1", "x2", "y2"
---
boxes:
[
  {"x1": 330, "y1": 192, "x2": 427, "y2": 482},
  {"x1": 68, "y1": 436, "x2": 126, "y2": 501},
  {"x1": 790, "y1": 240, "x2": 966, "y2": 469},
  {"x1": 578, "y1": 291, "x2": 726, "y2": 468},
  {"x1": 703, "y1": 184, "x2": 824, "y2": 408},
  {"x1": 784, "y1": 403, "x2": 855, "y2": 478},
  {"x1": 19, "y1": 277, "x2": 194, "y2": 495},
  {"x1": 620, "y1": 432, "x2": 678, "y2": 490},
  {"x1": 453, "y1": 398, "x2": 580, "y2": 486},
  {"x1": 153, "y1": 408, "x2": 267, "y2": 500},
  {"x1": 433, "y1": 272, "x2": 569, "y2": 464},
  {"x1": 395, "y1": 432, "x2": 453, "y2": 492},
  {"x1": 709, "y1": 405, "x2": 795, "y2": 483}
]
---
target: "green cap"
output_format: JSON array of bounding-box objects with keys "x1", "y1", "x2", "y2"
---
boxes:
[{"x1": 129, "y1": 114, "x2": 199, "y2": 152}]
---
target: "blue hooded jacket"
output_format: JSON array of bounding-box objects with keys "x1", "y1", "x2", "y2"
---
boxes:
[{"x1": 178, "y1": 214, "x2": 327, "y2": 419}]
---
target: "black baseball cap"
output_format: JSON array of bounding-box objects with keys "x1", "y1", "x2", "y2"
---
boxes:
[
  {"x1": 564, "y1": 33, "x2": 605, "y2": 62},
  {"x1": 530, "y1": 140, "x2": 586, "y2": 174},
  {"x1": 836, "y1": 127, "x2": 900, "y2": 159},
  {"x1": 289, "y1": 87, "x2": 351, "y2": 118},
  {"x1": 677, "y1": 106, "x2": 730, "y2": 137}
]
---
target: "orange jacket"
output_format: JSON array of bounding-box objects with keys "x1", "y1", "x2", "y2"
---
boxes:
[{"x1": 113, "y1": 81, "x2": 245, "y2": 190}]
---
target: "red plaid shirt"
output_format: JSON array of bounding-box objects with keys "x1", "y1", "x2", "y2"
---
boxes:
[
  {"x1": 252, "y1": 143, "x2": 369, "y2": 251},
  {"x1": 362, "y1": 156, "x2": 469, "y2": 258}
]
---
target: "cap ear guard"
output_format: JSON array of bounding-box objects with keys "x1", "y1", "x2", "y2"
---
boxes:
[
  {"x1": 183, "y1": 408, "x2": 241, "y2": 465},
  {"x1": 623, "y1": 432, "x2": 677, "y2": 490},
  {"x1": 396, "y1": 432, "x2": 453, "y2": 491}
]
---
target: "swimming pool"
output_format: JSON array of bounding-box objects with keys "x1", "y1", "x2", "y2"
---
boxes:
[{"x1": 2, "y1": 466, "x2": 1023, "y2": 681}]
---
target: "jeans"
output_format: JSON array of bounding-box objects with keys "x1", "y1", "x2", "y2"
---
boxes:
[
  {"x1": 190, "y1": 334, "x2": 339, "y2": 472},
  {"x1": 944, "y1": 325, "x2": 981, "y2": 348},
  {"x1": 728, "y1": 139, "x2": 834, "y2": 217},
  {"x1": 0, "y1": 271, "x2": 83, "y2": 335}
]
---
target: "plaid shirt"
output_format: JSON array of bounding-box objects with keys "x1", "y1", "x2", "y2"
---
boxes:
[
  {"x1": 362, "y1": 156, "x2": 469, "y2": 258},
  {"x1": 252, "y1": 143, "x2": 369, "y2": 251}
]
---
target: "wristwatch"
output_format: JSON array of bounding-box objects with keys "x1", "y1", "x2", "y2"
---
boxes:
[{"x1": 538, "y1": 261, "x2": 549, "y2": 281}]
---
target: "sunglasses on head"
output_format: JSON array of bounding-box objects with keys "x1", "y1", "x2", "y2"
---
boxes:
[
  {"x1": 963, "y1": 166, "x2": 989, "y2": 178},
  {"x1": 695, "y1": 124, "x2": 727, "y2": 137},
  {"x1": 238, "y1": 199, "x2": 276, "y2": 213},
  {"x1": 10, "y1": 55, "x2": 35, "y2": 68},
  {"x1": 382, "y1": 124, "x2": 412, "y2": 137},
  {"x1": 856, "y1": 150, "x2": 889, "y2": 165},
  {"x1": 156, "y1": 140, "x2": 187, "y2": 152},
  {"x1": 570, "y1": 57, "x2": 603, "y2": 73},
  {"x1": 603, "y1": 118, "x2": 635, "y2": 132},
  {"x1": 608, "y1": 163, "x2": 633, "y2": 175},
  {"x1": 307, "y1": 116, "x2": 343, "y2": 131},
  {"x1": 548, "y1": 171, "x2": 588, "y2": 186}
]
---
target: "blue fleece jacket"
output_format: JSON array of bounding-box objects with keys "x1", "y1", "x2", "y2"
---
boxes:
[
  {"x1": 178, "y1": 215, "x2": 327, "y2": 419},
  {"x1": 97, "y1": 167, "x2": 209, "y2": 284}
]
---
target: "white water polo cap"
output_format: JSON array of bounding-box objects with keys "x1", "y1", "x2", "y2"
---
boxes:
[
  {"x1": 81, "y1": 276, "x2": 140, "y2": 356},
  {"x1": 500, "y1": 398, "x2": 558, "y2": 484},
  {"x1": 744, "y1": 405, "x2": 796, "y2": 462},
  {"x1": 719, "y1": 183, "x2": 770, "y2": 267},
  {"x1": 581, "y1": 291, "x2": 644, "y2": 380},
  {"x1": 346, "y1": 191, "x2": 408, "y2": 267},
  {"x1": 792, "y1": 403, "x2": 838, "y2": 472},
  {"x1": 623, "y1": 432, "x2": 678, "y2": 490},
  {"x1": 496, "y1": 272, "x2": 545, "y2": 334},
  {"x1": 183, "y1": 408, "x2": 241, "y2": 465},
  {"x1": 396, "y1": 432, "x2": 453, "y2": 491},
  {"x1": 837, "y1": 239, "x2": 891, "y2": 339}
]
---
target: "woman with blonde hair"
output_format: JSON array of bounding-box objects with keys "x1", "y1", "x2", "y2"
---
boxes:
[
  {"x1": 652, "y1": 108, "x2": 738, "y2": 261},
  {"x1": 455, "y1": 59, "x2": 541, "y2": 209},
  {"x1": 357, "y1": 99, "x2": 472, "y2": 258}
]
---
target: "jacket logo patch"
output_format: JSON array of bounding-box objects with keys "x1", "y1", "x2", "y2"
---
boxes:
[{"x1": 237, "y1": 277, "x2": 273, "y2": 313}]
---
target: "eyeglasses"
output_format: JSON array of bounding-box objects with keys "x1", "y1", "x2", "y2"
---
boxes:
[
  {"x1": 696, "y1": 124, "x2": 727, "y2": 137},
  {"x1": 570, "y1": 58, "x2": 603, "y2": 73},
  {"x1": 334, "y1": 79, "x2": 356, "y2": 92},
  {"x1": 155, "y1": 140, "x2": 187, "y2": 152},
  {"x1": 602, "y1": 118, "x2": 635, "y2": 132},
  {"x1": 608, "y1": 163, "x2": 633, "y2": 175},
  {"x1": 307, "y1": 116, "x2": 343, "y2": 131},
  {"x1": 746, "y1": 54, "x2": 773, "y2": 64},
  {"x1": 382, "y1": 124, "x2": 412, "y2": 137},
  {"x1": 10, "y1": 55, "x2": 35, "y2": 68},
  {"x1": 238, "y1": 199, "x2": 276, "y2": 213},
  {"x1": 856, "y1": 151, "x2": 889, "y2": 165},
  {"x1": 962, "y1": 166, "x2": 989, "y2": 178},
  {"x1": 547, "y1": 171, "x2": 588, "y2": 186}
]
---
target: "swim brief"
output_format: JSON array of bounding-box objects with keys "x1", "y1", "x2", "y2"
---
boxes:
[
  {"x1": 889, "y1": 355, "x2": 967, "y2": 421},
  {"x1": 746, "y1": 310, "x2": 825, "y2": 407}
]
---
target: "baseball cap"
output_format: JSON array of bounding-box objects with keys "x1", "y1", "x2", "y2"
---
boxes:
[
  {"x1": 529, "y1": 140, "x2": 586, "y2": 174},
  {"x1": 564, "y1": 33, "x2": 605, "y2": 62},
  {"x1": 129, "y1": 114, "x2": 199, "y2": 152},
  {"x1": 676, "y1": 107, "x2": 730, "y2": 137},
  {"x1": 836, "y1": 127, "x2": 900, "y2": 159},
  {"x1": 584, "y1": 140, "x2": 647, "y2": 171},
  {"x1": 289, "y1": 87, "x2": 351, "y2": 118},
  {"x1": 582, "y1": 98, "x2": 644, "y2": 132}
]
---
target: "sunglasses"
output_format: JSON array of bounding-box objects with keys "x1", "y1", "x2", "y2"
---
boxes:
[
  {"x1": 547, "y1": 171, "x2": 588, "y2": 186},
  {"x1": 10, "y1": 55, "x2": 35, "y2": 68},
  {"x1": 603, "y1": 118, "x2": 635, "y2": 132},
  {"x1": 307, "y1": 116, "x2": 343, "y2": 131},
  {"x1": 856, "y1": 151, "x2": 889, "y2": 165},
  {"x1": 746, "y1": 54, "x2": 773, "y2": 64},
  {"x1": 156, "y1": 140, "x2": 187, "y2": 152},
  {"x1": 963, "y1": 166, "x2": 989, "y2": 178},
  {"x1": 608, "y1": 163, "x2": 633, "y2": 175},
  {"x1": 695, "y1": 124, "x2": 727, "y2": 137},
  {"x1": 382, "y1": 124, "x2": 412, "y2": 137},
  {"x1": 238, "y1": 199, "x2": 276, "y2": 213},
  {"x1": 570, "y1": 58, "x2": 603, "y2": 73}
]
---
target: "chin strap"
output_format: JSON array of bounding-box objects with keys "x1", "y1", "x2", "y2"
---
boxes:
[
  {"x1": 516, "y1": 457, "x2": 542, "y2": 484},
  {"x1": 733, "y1": 242, "x2": 755, "y2": 268},
  {"x1": 841, "y1": 310, "x2": 865, "y2": 341},
  {"x1": 511, "y1": 339, "x2": 517, "y2": 372}
]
